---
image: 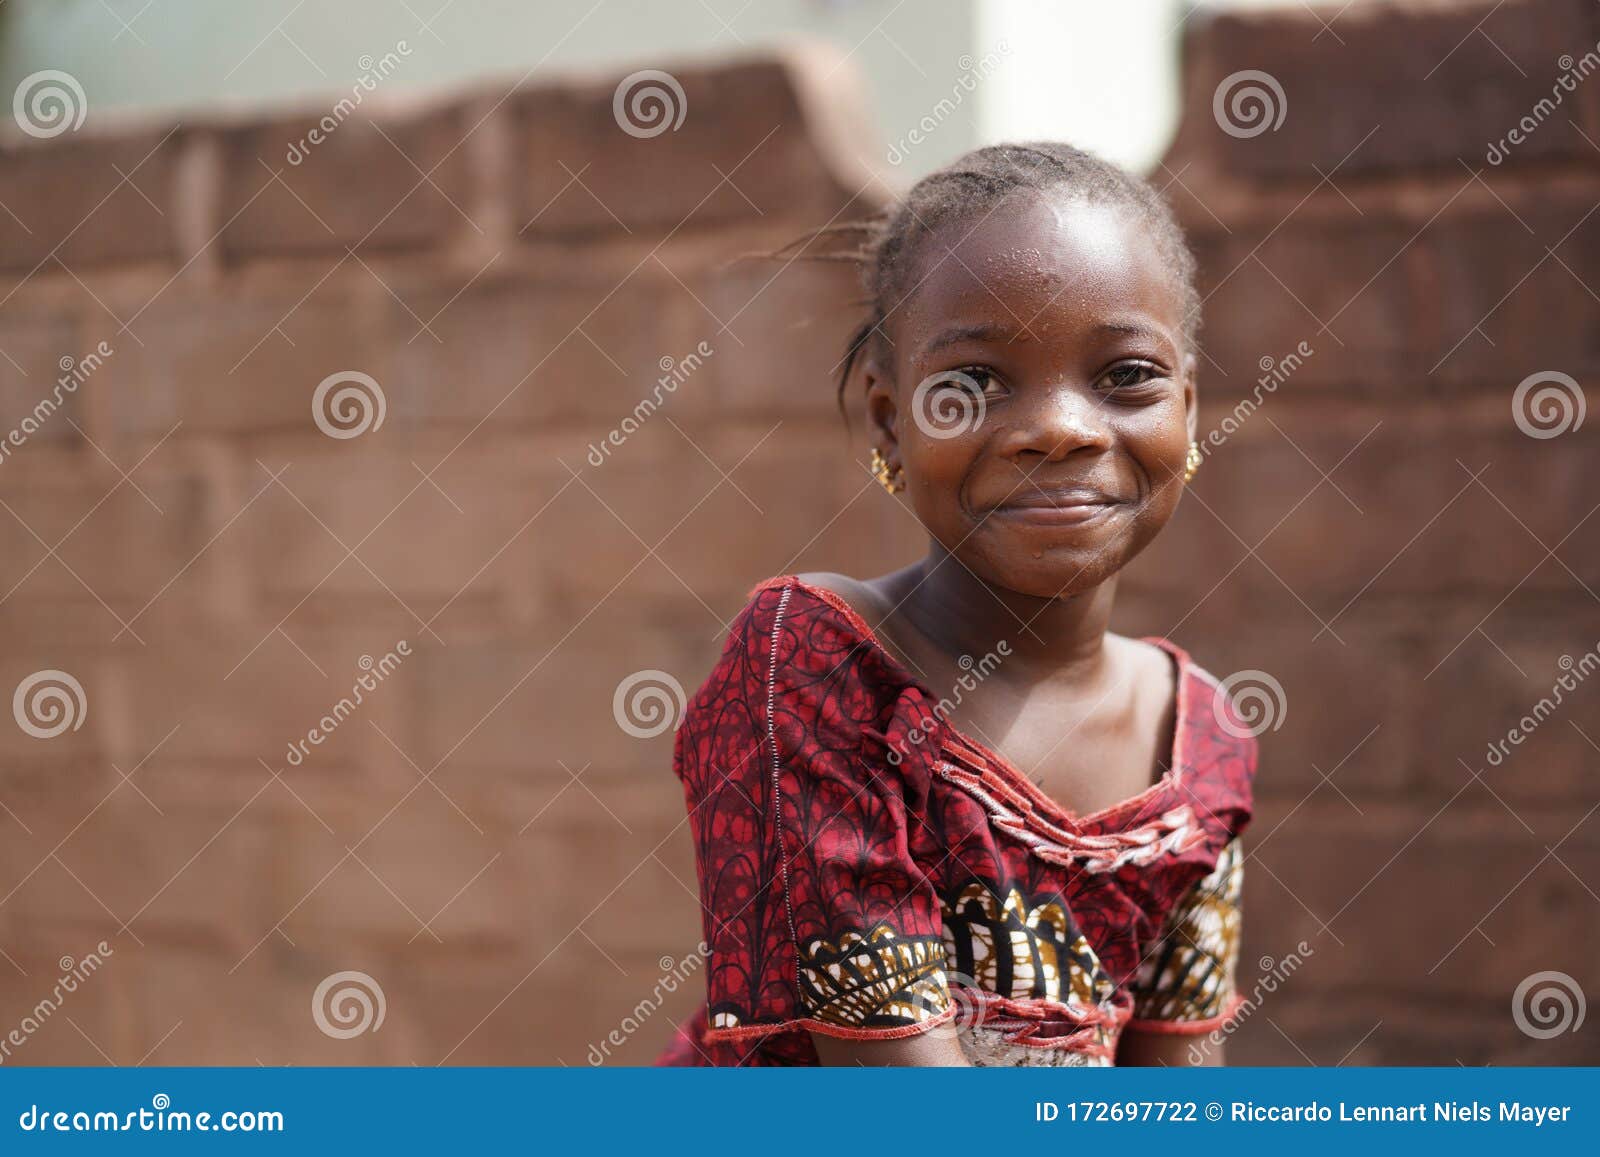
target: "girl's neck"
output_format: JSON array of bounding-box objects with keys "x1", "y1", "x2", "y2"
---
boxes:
[{"x1": 890, "y1": 545, "x2": 1117, "y2": 684}]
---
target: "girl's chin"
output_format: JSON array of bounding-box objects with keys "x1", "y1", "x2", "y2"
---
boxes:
[{"x1": 963, "y1": 546, "x2": 1131, "y2": 601}]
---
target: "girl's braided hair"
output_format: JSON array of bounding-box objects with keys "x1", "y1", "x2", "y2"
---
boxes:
[{"x1": 775, "y1": 141, "x2": 1200, "y2": 417}]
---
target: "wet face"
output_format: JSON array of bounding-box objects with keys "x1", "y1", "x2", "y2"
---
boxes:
[{"x1": 865, "y1": 190, "x2": 1197, "y2": 600}]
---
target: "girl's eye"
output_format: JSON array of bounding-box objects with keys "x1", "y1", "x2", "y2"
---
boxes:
[
  {"x1": 944, "y1": 366, "x2": 1000, "y2": 395},
  {"x1": 1100, "y1": 362, "x2": 1162, "y2": 391}
]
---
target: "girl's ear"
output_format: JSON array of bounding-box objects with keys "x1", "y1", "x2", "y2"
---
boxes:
[
  {"x1": 1181, "y1": 351, "x2": 1199, "y2": 442},
  {"x1": 864, "y1": 355, "x2": 900, "y2": 460}
]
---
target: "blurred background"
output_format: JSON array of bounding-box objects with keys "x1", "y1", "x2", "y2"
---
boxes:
[{"x1": 0, "y1": 0, "x2": 1596, "y2": 1066}]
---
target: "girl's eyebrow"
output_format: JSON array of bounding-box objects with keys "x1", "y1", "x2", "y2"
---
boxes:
[
  {"x1": 1095, "y1": 320, "x2": 1168, "y2": 342},
  {"x1": 1095, "y1": 319, "x2": 1181, "y2": 354},
  {"x1": 922, "y1": 321, "x2": 1026, "y2": 354},
  {"x1": 921, "y1": 318, "x2": 1178, "y2": 356}
]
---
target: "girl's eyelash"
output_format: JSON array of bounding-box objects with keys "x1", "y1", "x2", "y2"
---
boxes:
[
  {"x1": 1101, "y1": 361, "x2": 1164, "y2": 389},
  {"x1": 949, "y1": 366, "x2": 999, "y2": 390}
]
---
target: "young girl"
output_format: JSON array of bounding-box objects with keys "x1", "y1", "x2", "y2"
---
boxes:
[{"x1": 658, "y1": 143, "x2": 1256, "y2": 1067}]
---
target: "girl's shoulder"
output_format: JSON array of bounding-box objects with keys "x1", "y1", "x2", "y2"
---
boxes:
[
  {"x1": 677, "y1": 575, "x2": 929, "y2": 785},
  {"x1": 712, "y1": 573, "x2": 917, "y2": 701},
  {"x1": 738, "y1": 572, "x2": 901, "y2": 662},
  {"x1": 752, "y1": 571, "x2": 887, "y2": 626}
]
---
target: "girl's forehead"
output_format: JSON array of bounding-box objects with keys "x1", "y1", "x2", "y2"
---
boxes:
[{"x1": 899, "y1": 193, "x2": 1180, "y2": 340}]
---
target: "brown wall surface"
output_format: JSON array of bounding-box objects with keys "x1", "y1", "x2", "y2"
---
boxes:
[{"x1": 0, "y1": 0, "x2": 1596, "y2": 1066}]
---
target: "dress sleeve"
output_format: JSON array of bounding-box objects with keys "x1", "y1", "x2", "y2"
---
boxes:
[
  {"x1": 674, "y1": 580, "x2": 954, "y2": 1043},
  {"x1": 1124, "y1": 838, "x2": 1246, "y2": 1033}
]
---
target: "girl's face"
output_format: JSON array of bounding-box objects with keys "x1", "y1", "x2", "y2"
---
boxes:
[{"x1": 866, "y1": 191, "x2": 1197, "y2": 600}]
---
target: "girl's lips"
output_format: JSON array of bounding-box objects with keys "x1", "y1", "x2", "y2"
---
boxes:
[
  {"x1": 983, "y1": 487, "x2": 1125, "y2": 526},
  {"x1": 972, "y1": 489, "x2": 1126, "y2": 528},
  {"x1": 988, "y1": 500, "x2": 1120, "y2": 526}
]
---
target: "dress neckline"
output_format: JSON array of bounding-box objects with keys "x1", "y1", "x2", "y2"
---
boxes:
[{"x1": 757, "y1": 574, "x2": 1190, "y2": 832}]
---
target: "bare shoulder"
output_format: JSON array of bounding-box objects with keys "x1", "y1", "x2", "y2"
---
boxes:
[{"x1": 793, "y1": 571, "x2": 890, "y2": 623}]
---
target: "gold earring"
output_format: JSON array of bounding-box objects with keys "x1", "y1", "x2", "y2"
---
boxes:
[
  {"x1": 1183, "y1": 440, "x2": 1203, "y2": 483},
  {"x1": 870, "y1": 447, "x2": 904, "y2": 494}
]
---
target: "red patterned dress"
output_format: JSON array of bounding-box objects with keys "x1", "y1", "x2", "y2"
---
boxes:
[{"x1": 657, "y1": 576, "x2": 1257, "y2": 1066}]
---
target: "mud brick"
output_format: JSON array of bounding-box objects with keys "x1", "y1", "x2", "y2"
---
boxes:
[
  {"x1": 1193, "y1": 220, "x2": 1429, "y2": 396},
  {"x1": 0, "y1": 130, "x2": 179, "y2": 271},
  {"x1": 1416, "y1": 610, "x2": 1600, "y2": 801},
  {"x1": 1245, "y1": 800, "x2": 1600, "y2": 1002},
  {"x1": 512, "y1": 57, "x2": 866, "y2": 237},
  {"x1": 216, "y1": 102, "x2": 476, "y2": 259},
  {"x1": 96, "y1": 274, "x2": 390, "y2": 436},
  {"x1": 381, "y1": 267, "x2": 709, "y2": 429},
  {"x1": 696, "y1": 253, "x2": 866, "y2": 419},
  {"x1": 1174, "y1": 0, "x2": 1600, "y2": 179},
  {"x1": 1423, "y1": 193, "x2": 1600, "y2": 385},
  {"x1": 0, "y1": 307, "x2": 88, "y2": 448}
]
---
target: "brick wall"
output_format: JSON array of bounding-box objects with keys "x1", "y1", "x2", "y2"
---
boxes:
[
  {"x1": 1, "y1": 0, "x2": 1596, "y2": 1068},
  {"x1": 1134, "y1": 0, "x2": 1600, "y2": 1063},
  {"x1": 0, "y1": 48, "x2": 914, "y2": 1066}
]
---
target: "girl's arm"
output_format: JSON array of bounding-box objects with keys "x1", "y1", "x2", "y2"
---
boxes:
[
  {"x1": 1121, "y1": 841, "x2": 1247, "y2": 1064},
  {"x1": 810, "y1": 1029, "x2": 972, "y2": 1067},
  {"x1": 1117, "y1": 1028, "x2": 1223, "y2": 1067}
]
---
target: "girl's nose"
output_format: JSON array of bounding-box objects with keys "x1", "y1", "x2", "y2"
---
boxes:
[{"x1": 1003, "y1": 385, "x2": 1113, "y2": 462}]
